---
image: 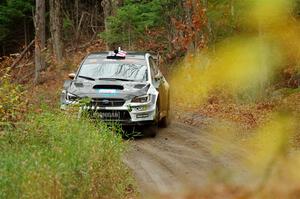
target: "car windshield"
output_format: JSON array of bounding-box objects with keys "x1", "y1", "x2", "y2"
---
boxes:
[{"x1": 78, "y1": 58, "x2": 148, "y2": 82}]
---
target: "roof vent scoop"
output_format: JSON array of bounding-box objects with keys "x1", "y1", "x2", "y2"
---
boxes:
[{"x1": 107, "y1": 47, "x2": 127, "y2": 59}]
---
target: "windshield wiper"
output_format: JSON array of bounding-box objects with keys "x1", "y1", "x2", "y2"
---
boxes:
[
  {"x1": 78, "y1": 75, "x2": 95, "y2": 81},
  {"x1": 98, "y1": 78, "x2": 135, "y2": 82}
]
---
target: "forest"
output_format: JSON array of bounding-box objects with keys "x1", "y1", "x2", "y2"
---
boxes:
[{"x1": 1, "y1": 0, "x2": 300, "y2": 198}]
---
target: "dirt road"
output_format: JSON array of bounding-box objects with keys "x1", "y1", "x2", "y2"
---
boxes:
[{"x1": 124, "y1": 121, "x2": 249, "y2": 196}]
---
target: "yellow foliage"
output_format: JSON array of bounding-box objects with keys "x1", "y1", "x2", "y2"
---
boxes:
[
  {"x1": 247, "y1": 0, "x2": 294, "y2": 28},
  {"x1": 170, "y1": 0, "x2": 300, "y2": 108},
  {"x1": 170, "y1": 0, "x2": 300, "y2": 195},
  {"x1": 170, "y1": 37, "x2": 281, "y2": 107},
  {"x1": 246, "y1": 114, "x2": 296, "y2": 176}
]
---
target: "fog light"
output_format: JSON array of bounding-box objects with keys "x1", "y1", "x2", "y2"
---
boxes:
[
  {"x1": 135, "y1": 105, "x2": 148, "y2": 111},
  {"x1": 136, "y1": 113, "x2": 149, "y2": 118}
]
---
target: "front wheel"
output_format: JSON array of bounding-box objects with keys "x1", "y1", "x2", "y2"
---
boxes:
[
  {"x1": 159, "y1": 93, "x2": 170, "y2": 128},
  {"x1": 159, "y1": 115, "x2": 170, "y2": 128},
  {"x1": 144, "y1": 105, "x2": 159, "y2": 137},
  {"x1": 145, "y1": 124, "x2": 158, "y2": 137}
]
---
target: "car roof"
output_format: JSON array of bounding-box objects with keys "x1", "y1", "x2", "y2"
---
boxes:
[{"x1": 87, "y1": 51, "x2": 149, "y2": 60}]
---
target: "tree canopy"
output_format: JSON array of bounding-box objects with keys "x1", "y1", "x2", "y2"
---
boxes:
[{"x1": 0, "y1": 0, "x2": 34, "y2": 54}]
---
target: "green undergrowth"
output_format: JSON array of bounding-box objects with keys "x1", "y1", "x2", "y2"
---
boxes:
[{"x1": 0, "y1": 108, "x2": 135, "y2": 199}]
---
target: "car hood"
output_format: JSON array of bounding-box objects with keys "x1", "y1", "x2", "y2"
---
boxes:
[{"x1": 68, "y1": 79, "x2": 150, "y2": 100}]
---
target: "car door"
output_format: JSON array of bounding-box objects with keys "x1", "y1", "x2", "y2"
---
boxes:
[{"x1": 149, "y1": 57, "x2": 168, "y2": 118}]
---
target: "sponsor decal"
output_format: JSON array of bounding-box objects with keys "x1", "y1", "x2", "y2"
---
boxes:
[
  {"x1": 98, "y1": 89, "x2": 117, "y2": 97},
  {"x1": 98, "y1": 89, "x2": 117, "y2": 94}
]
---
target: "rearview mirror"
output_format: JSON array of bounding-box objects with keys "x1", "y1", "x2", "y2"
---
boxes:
[{"x1": 68, "y1": 73, "x2": 75, "y2": 79}]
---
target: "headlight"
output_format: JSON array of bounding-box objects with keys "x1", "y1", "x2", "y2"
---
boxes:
[
  {"x1": 131, "y1": 94, "x2": 151, "y2": 103},
  {"x1": 66, "y1": 92, "x2": 78, "y2": 101}
]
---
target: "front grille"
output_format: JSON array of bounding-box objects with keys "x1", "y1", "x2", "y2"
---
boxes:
[
  {"x1": 88, "y1": 110, "x2": 131, "y2": 121},
  {"x1": 90, "y1": 98, "x2": 125, "y2": 107}
]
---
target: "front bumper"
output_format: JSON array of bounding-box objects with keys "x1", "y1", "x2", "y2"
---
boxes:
[{"x1": 61, "y1": 98, "x2": 157, "y2": 125}]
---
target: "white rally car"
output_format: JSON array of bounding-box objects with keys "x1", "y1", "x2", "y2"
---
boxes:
[{"x1": 61, "y1": 49, "x2": 170, "y2": 136}]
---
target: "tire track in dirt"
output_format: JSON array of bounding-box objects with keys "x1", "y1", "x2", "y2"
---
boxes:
[{"x1": 124, "y1": 121, "x2": 250, "y2": 196}]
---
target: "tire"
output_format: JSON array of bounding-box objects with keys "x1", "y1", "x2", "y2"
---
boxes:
[
  {"x1": 159, "y1": 92, "x2": 170, "y2": 128},
  {"x1": 159, "y1": 115, "x2": 170, "y2": 128},
  {"x1": 146, "y1": 124, "x2": 158, "y2": 137},
  {"x1": 144, "y1": 105, "x2": 159, "y2": 137}
]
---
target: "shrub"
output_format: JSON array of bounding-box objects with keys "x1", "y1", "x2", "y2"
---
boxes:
[
  {"x1": 0, "y1": 68, "x2": 26, "y2": 129},
  {"x1": 0, "y1": 109, "x2": 134, "y2": 199}
]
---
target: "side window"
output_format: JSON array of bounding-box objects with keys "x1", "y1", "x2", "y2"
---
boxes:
[{"x1": 149, "y1": 57, "x2": 158, "y2": 81}]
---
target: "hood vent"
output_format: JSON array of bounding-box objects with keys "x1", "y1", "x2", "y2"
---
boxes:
[
  {"x1": 134, "y1": 84, "x2": 147, "y2": 89},
  {"x1": 93, "y1": 85, "x2": 124, "y2": 90},
  {"x1": 74, "y1": 82, "x2": 84, "y2": 87}
]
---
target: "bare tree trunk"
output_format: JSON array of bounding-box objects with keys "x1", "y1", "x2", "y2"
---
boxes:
[
  {"x1": 50, "y1": 0, "x2": 63, "y2": 63},
  {"x1": 40, "y1": 1, "x2": 46, "y2": 70},
  {"x1": 24, "y1": 19, "x2": 28, "y2": 59},
  {"x1": 74, "y1": 0, "x2": 80, "y2": 46},
  {"x1": 201, "y1": 0, "x2": 215, "y2": 51},
  {"x1": 12, "y1": 40, "x2": 35, "y2": 68},
  {"x1": 101, "y1": 0, "x2": 113, "y2": 50},
  {"x1": 75, "y1": 0, "x2": 79, "y2": 27},
  {"x1": 101, "y1": 0, "x2": 122, "y2": 50},
  {"x1": 34, "y1": 0, "x2": 46, "y2": 84}
]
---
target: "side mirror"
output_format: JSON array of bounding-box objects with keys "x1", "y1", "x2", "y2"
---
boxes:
[
  {"x1": 154, "y1": 73, "x2": 162, "y2": 81},
  {"x1": 68, "y1": 73, "x2": 75, "y2": 79},
  {"x1": 153, "y1": 54, "x2": 160, "y2": 67}
]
